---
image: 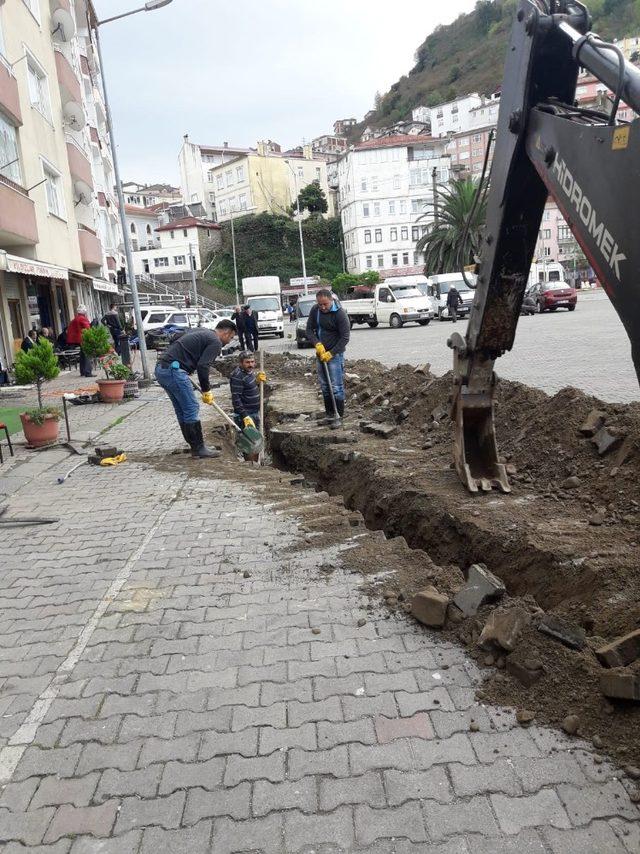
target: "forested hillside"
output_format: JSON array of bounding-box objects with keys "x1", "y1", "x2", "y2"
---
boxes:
[{"x1": 357, "y1": 0, "x2": 640, "y2": 135}]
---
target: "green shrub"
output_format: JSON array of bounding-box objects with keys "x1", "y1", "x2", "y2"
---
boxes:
[
  {"x1": 23, "y1": 406, "x2": 61, "y2": 425},
  {"x1": 81, "y1": 325, "x2": 111, "y2": 359},
  {"x1": 14, "y1": 338, "x2": 60, "y2": 410}
]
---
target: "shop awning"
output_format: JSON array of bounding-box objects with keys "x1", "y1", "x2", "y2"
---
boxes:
[{"x1": 4, "y1": 254, "x2": 69, "y2": 281}]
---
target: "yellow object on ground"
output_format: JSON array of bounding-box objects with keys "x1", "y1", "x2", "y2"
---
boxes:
[{"x1": 99, "y1": 453, "x2": 128, "y2": 467}]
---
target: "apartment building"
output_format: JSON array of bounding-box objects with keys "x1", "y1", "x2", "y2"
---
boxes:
[
  {"x1": 130, "y1": 216, "x2": 221, "y2": 279},
  {"x1": 0, "y1": 0, "x2": 123, "y2": 372},
  {"x1": 125, "y1": 205, "x2": 159, "y2": 252},
  {"x1": 209, "y1": 142, "x2": 332, "y2": 223},
  {"x1": 333, "y1": 118, "x2": 356, "y2": 136},
  {"x1": 123, "y1": 181, "x2": 181, "y2": 208},
  {"x1": 178, "y1": 136, "x2": 251, "y2": 220},
  {"x1": 337, "y1": 135, "x2": 450, "y2": 275},
  {"x1": 428, "y1": 94, "x2": 483, "y2": 138}
]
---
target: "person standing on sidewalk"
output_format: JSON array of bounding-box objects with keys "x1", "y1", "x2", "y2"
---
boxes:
[
  {"x1": 446, "y1": 286, "x2": 463, "y2": 322},
  {"x1": 155, "y1": 320, "x2": 237, "y2": 458},
  {"x1": 231, "y1": 305, "x2": 247, "y2": 350},
  {"x1": 102, "y1": 303, "x2": 123, "y2": 354},
  {"x1": 66, "y1": 306, "x2": 94, "y2": 377},
  {"x1": 243, "y1": 306, "x2": 259, "y2": 352},
  {"x1": 306, "y1": 288, "x2": 350, "y2": 428}
]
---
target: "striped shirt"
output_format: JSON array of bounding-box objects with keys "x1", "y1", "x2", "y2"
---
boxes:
[{"x1": 230, "y1": 367, "x2": 260, "y2": 418}]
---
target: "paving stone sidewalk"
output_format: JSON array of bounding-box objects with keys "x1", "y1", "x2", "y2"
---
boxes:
[{"x1": 0, "y1": 386, "x2": 637, "y2": 853}]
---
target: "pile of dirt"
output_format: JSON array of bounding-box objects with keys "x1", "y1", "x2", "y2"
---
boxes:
[{"x1": 264, "y1": 352, "x2": 640, "y2": 773}]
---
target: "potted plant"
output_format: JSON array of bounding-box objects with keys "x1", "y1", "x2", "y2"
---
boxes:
[
  {"x1": 81, "y1": 326, "x2": 131, "y2": 402},
  {"x1": 13, "y1": 338, "x2": 61, "y2": 447}
]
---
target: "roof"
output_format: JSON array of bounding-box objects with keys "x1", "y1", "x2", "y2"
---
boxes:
[
  {"x1": 355, "y1": 134, "x2": 437, "y2": 150},
  {"x1": 155, "y1": 217, "x2": 220, "y2": 232},
  {"x1": 124, "y1": 204, "x2": 158, "y2": 217}
]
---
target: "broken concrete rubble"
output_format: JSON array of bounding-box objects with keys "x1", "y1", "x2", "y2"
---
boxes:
[
  {"x1": 479, "y1": 606, "x2": 531, "y2": 652},
  {"x1": 579, "y1": 409, "x2": 607, "y2": 437},
  {"x1": 506, "y1": 655, "x2": 544, "y2": 687},
  {"x1": 596, "y1": 630, "x2": 640, "y2": 669},
  {"x1": 592, "y1": 425, "x2": 623, "y2": 456},
  {"x1": 452, "y1": 563, "x2": 506, "y2": 617},
  {"x1": 361, "y1": 422, "x2": 398, "y2": 439},
  {"x1": 411, "y1": 586, "x2": 449, "y2": 628},
  {"x1": 600, "y1": 670, "x2": 640, "y2": 702},
  {"x1": 538, "y1": 614, "x2": 587, "y2": 651}
]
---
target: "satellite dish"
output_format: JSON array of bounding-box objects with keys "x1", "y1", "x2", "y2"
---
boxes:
[
  {"x1": 74, "y1": 178, "x2": 93, "y2": 206},
  {"x1": 63, "y1": 100, "x2": 85, "y2": 131},
  {"x1": 51, "y1": 7, "x2": 76, "y2": 42}
]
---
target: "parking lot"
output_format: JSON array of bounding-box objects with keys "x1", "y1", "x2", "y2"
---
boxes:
[{"x1": 267, "y1": 293, "x2": 638, "y2": 404}]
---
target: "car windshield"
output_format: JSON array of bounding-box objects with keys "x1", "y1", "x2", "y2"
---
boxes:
[
  {"x1": 545, "y1": 281, "x2": 570, "y2": 291},
  {"x1": 389, "y1": 286, "x2": 423, "y2": 300},
  {"x1": 296, "y1": 300, "x2": 315, "y2": 317},
  {"x1": 248, "y1": 297, "x2": 280, "y2": 312},
  {"x1": 438, "y1": 278, "x2": 472, "y2": 295}
]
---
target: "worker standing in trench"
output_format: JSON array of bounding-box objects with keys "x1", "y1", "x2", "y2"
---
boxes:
[
  {"x1": 305, "y1": 288, "x2": 350, "y2": 428},
  {"x1": 155, "y1": 320, "x2": 237, "y2": 458}
]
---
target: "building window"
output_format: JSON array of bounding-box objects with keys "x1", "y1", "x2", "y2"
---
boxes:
[
  {"x1": 0, "y1": 115, "x2": 22, "y2": 184},
  {"x1": 399, "y1": 200, "x2": 407, "y2": 215},
  {"x1": 393, "y1": 174, "x2": 400, "y2": 190},
  {"x1": 388, "y1": 201, "x2": 395, "y2": 215},
  {"x1": 365, "y1": 255, "x2": 372, "y2": 269},
  {"x1": 411, "y1": 226, "x2": 420, "y2": 242},
  {"x1": 540, "y1": 228, "x2": 551, "y2": 240},
  {"x1": 209, "y1": 192, "x2": 215, "y2": 203},
  {"x1": 216, "y1": 175, "x2": 224, "y2": 190},
  {"x1": 42, "y1": 159, "x2": 64, "y2": 218},
  {"x1": 402, "y1": 252, "x2": 409, "y2": 265},
  {"x1": 207, "y1": 170, "x2": 215, "y2": 183},
  {"x1": 391, "y1": 253, "x2": 398, "y2": 267},
  {"x1": 361, "y1": 178, "x2": 367, "y2": 192},
  {"x1": 411, "y1": 199, "x2": 427, "y2": 214},
  {"x1": 542, "y1": 210, "x2": 550, "y2": 221},
  {"x1": 23, "y1": 0, "x2": 41, "y2": 22},
  {"x1": 373, "y1": 202, "x2": 380, "y2": 216},
  {"x1": 374, "y1": 229, "x2": 382, "y2": 243},
  {"x1": 238, "y1": 193, "x2": 247, "y2": 210},
  {"x1": 558, "y1": 225, "x2": 572, "y2": 240},
  {"x1": 225, "y1": 170, "x2": 233, "y2": 186},
  {"x1": 154, "y1": 257, "x2": 169, "y2": 268},
  {"x1": 390, "y1": 227, "x2": 397, "y2": 241},
  {"x1": 27, "y1": 53, "x2": 51, "y2": 121},
  {"x1": 316, "y1": 167, "x2": 321, "y2": 180},
  {"x1": 236, "y1": 165, "x2": 245, "y2": 182},
  {"x1": 170, "y1": 230, "x2": 175, "y2": 239},
  {"x1": 364, "y1": 230, "x2": 371, "y2": 244},
  {"x1": 219, "y1": 200, "x2": 228, "y2": 215},
  {"x1": 371, "y1": 176, "x2": 378, "y2": 191},
  {"x1": 542, "y1": 246, "x2": 551, "y2": 257},
  {"x1": 130, "y1": 222, "x2": 136, "y2": 234},
  {"x1": 375, "y1": 254, "x2": 383, "y2": 268},
  {"x1": 146, "y1": 224, "x2": 152, "y2": 235},
  {"x1": 183, "y1": 228, "x2": 188, "y2": 237},
  {"x1": 174, "y1": 255, "x2": 186, "y2": 266},
  {"x1": 362, "y1": 203, "x2": 370, "y2": 217},
  {"x1": 401, "y1": 227, "x2": 408, "y2": 241}
]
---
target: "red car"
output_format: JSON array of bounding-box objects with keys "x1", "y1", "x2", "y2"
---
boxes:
[{"x1": 530, "y1": 280, "x2": 577, "y2": 313}]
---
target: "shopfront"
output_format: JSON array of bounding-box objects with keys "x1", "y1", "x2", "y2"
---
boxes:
[{"x1": 69, "y1": 273, "x2": 119, "y2": 322}]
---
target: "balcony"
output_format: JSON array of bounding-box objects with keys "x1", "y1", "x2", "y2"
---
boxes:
[
  {"x1": 78, "y1": 226, "x2": 102, "y2": 268},
  {"x1": 66, "y1": 139, "x2": 93, "y2": 189},
  {"x1": 0, "y1": 62, "x2": 21, "y2": 126},
  {"x1": 54, "y1": 48, "x2": 84, "y2": 130},
  {"x1": 0, "y1": 176, "x2": 39, "y2": 247}
]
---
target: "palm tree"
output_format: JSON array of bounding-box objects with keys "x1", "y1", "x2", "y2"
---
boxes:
[{"x1": 416, "y1": 176, "x2": 489, "y2": 274}]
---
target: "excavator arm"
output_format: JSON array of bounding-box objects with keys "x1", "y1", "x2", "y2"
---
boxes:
[{"x1": 450, "y1": 0, "x2": 640, "y2": 493}]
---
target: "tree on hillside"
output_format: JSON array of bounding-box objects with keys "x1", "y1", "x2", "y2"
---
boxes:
[
  {"x1": 416, "y1": 177, "x2": 488, "y2": 274},
  {"x1": 296, "y1": 181, "x2": 328, "y2": 216}
]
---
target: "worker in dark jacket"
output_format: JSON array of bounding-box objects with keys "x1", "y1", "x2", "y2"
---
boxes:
[
  {"x1": 155, "y1": 320, "x2": 236, "y2": 458},
  {"x1": 231, "y1": 305, "x2": 247, "y2": 350},
  {"x1": 229, "y1": 351, "x2": 267, "y2": 461},
  {"x1": 446, "y1": 286, "x2": 463, "y2": 322},
  {"x1": 102, "y1": 303, "x2": 123, "y2": 353},
  {"x1": 243, "y1": 306, "x2": 259, "y2": 352},
  {"x1": 305, "y1": 288, "x2": 350, "y2": 428}
]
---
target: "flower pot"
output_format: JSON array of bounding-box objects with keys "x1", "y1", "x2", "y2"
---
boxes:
[
  {"x1": 97, "y1": 379, "x2": 126, "y2": 403},
  {"x1": 20, "y1": 413, "x2": 60, "y2": 448}
]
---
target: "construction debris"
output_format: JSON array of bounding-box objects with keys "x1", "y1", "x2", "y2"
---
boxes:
[
  {"x1": 506, "y1": 655, "x2": 544, "y2": 687},
  {"x1": 596, "y1": 630, "x2": 640, "y2": 668},
  {"x1": 411, "y1": 586, "x2": 449, "y2": 628},
  {"x1": 592, "y1": 425, "x2": 624, "y2": 456},
  {"x1": 538, "y1": 614, "x2": 586, "y2": 651},
  {"x1": 479, "y1": 606, "x2": 531, "y2": 652},
  {"x1": 579, "y1": 409, "x2": 607, "y2": 436},
  {"x1": 562, "y1": 714, "x2": 581, "y2": 735},
  {"x1": 361, "y1": 422, "x2": 398, "y2": 439},
  {"x1": 452, "y1": 563, "x2": 505, "y2": 617},
  {"x1": 600, "y1": 669, "x2": 640, "y2": 702}
]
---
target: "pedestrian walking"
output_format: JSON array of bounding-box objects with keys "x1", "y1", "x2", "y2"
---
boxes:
[
  {"x1": 229, "y1": 350, "x2": 267, "y2": 461},
  {"x1": 231, "y1": 305, "x2": 247, "y2": 350},
  {"x1": 287, "y1": 303, "x2": 295, "y2": 323},
  {"x1": 154, "y1": 320, "x2": 237, "y2": 458},
  {"x1": 66, "y1": 306, "x2": 94, "y2": 377},
  {"x1": 305, "y1": 288, "x2": 350, "y2": 428},
  {"x1": 446, "y1": 286, "x2": 463, "y2": 322},
  {"x1": 243, "y1": 306, "x2": 259, "y2": 352},
  {"x1": 102, "y1": 303, "x2": 123, "y2": 354}
]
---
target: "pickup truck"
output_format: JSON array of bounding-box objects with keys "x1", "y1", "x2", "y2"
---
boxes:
[{"x1": 341, "y1": 283, "x2": 433, "y2": 329}]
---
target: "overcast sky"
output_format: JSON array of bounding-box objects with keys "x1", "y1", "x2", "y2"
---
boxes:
[{"x1": 94, "y1": 0, "x2": 476, "y2": 186}]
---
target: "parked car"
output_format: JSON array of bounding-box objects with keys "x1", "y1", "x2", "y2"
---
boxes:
[
  {"x1": 529, "y1": 280, "x2": 577, "y2": 313},
  {"x1": 294, "y1": 296, "x2": 319, "y2": 348}
]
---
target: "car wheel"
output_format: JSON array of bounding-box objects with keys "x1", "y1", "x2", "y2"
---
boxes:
[
  {"x1": 389, "y1": 314, "x2": 403, "y2": 329},
  {"x1": 367, "y1": 320, "x2": 379, "y2": 328},
  {"x1": 549, "y1": 306, "x2": 558, "y2": 311},
  {"x1": 418, "y1": 319, "x2": 430, "y2": 326},
  {"x1": 278, "y1": 331, "x2": 284, "y2": 338},
  {"x1": 568, "y1": 305, "x2": 576, "y2": 311}
]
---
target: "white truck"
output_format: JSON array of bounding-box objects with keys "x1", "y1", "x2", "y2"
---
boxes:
[
  {"x1": 340, "y1": 282, "x2": 433, "y2": 329},
  {"x1": 241, "y1": 276, "x2": 284, "y2": 338}
]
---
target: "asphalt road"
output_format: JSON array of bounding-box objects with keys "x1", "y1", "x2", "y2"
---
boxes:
[{"x1": 267, "y1": 293, "x2": 639, "y2": 404}]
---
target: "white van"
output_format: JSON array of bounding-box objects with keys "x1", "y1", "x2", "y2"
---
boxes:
[{"x1": 426, "y1": 272, "x2": 476, "y2": 321}]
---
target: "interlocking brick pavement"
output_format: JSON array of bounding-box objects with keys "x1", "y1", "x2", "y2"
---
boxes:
[{"x1": 0, "y1": 377, "x2": 637, "y2": 852}]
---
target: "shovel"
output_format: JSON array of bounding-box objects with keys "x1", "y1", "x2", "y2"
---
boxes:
[
  {"x1": 189, "y1": 379, "x2": 263, "y2": 455},
  {"x1": 319, "y1": 356, "x2": 340, "y2": 426}
]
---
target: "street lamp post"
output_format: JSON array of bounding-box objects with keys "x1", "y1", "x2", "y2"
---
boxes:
[
  {"x1": 284, "y1": 160, "x2": 308, "y2": 295},
  {"x1": 188, "y1": 244, "x2": 198, "y2": 307},
  {"x1": 93, "y1": 0, "x2": 174, "y2": 382},
  {"x1": 229, "y1": 206, "x2": 240, "y2": 306}
]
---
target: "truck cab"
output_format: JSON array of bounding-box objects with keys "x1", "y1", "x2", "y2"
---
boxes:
[
  {"x1": 426, "y1": 273, "x2": 476, "y2": 321},
  {"x1": 241, "y1": 276, "x2": 285, "y2": 338}
]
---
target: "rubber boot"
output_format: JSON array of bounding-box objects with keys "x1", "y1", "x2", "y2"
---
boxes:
[
  {"x1": 185, "y1": 422, "x2": 220, "y2": 458},
  {"x1": 316, "y1": 395, "x2": 335, "y2": 425},
  {"x1": 330, "y1": 398, "x2": 344, "y2": 430},
  {"x1": 178, "y1": 422, "x2": 191, "y2": 450}
]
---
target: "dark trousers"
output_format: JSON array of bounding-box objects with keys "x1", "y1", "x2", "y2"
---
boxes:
[
  {"x1": 449, "y1": 306, "x2": 458, "y2": 322},
  {"x1": 79, "y1": 350, "x2": 93, "y2": 377},
  {"x1": 246, "y1": 330, "x2": 259, "y2": 351},
  {"x1": 237, "y1": 331, "x2": 246, "y2": 350}
]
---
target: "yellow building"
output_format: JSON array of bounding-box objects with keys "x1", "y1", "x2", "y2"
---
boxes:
[{"x1": 210, "y1": 142, "x2": 334, "y2": 222}]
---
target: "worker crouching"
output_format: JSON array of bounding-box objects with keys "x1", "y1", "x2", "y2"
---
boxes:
[
  {"x1": 305, "y1": 288, "x2": 350, "y2": 429},
  {"x1": 230, "y1": 351, "x2": 267, "y2": 461},
  {"x1": 155, "y1": 320, "x2": 237, "y2": 458}
]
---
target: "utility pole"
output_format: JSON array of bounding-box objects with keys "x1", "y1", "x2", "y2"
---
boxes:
[
  {"x1": 432, "y1": 166, "x2": 439, "y2": 225},
  {"x1": 229, "y1": 206, "x2": 240, "y2": 306},
  {"x1": 189, "y1": 244, "x2": 198, "y2": 307},
  {"x1": 285, "y1": 160, "x2": 308, "y2": 294}
]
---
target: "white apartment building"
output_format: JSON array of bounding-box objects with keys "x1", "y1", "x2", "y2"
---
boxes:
[
  {"x1": 130, "y1": 216, "x2": 221, "y2": 279},
  {"x1": 337, "y1": 135, "x2": 450, "y2": 275},
  {"x1": 178, "y1": 136, "x2": 251, "y2": 220},
  {"x1": 125, "y1": 205, "x2": 159, "y2": 252},
  {"x1": 468, "y1": 94, "x2": 501, "y2": 129},
  {"x1": 428, "y1": 94, "x2": 483, "y2": 138},
  {"x1": 123, "y1": 181, "x2": 181, "y2": 208},
  {"x1": 0, "y1": 0, "x2": 123, "y2": 372}
]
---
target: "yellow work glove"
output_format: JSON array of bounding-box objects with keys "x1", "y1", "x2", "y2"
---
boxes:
[
  {"x1": 243, "y1": 416, "x2": 256, "y2": 429},
  {"x1": 201, "y1": 391, "x2": 214, "y2": 405},
  {"x1": 319, "y1": 350, "x2": 333, "y2": 363},
  {"x1": 256, "y1": 371, "x2": 267, "y2": 384},
  {"x1": 315, "y1": 343, "x2": 326, "y2": 357},
  {"x1": 99, "y1": 453, "x2": 127, "y2": 467}
]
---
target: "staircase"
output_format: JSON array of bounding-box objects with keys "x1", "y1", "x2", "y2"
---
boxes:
[{"x1": 122, "y1": 274, "x2": 225, "y2": 312}]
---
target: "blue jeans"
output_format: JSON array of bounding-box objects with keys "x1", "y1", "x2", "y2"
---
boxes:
[
  {"x1": 155, "y1": 364, "x2": 199, "y2": 424},
  {"x1": 317, "y1": 353, "x2": 345, "y2": 402}
]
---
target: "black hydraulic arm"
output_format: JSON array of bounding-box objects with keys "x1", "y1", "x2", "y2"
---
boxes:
[{"x1": 450, "y1": 0, "x2": 640, "y2": 493}]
